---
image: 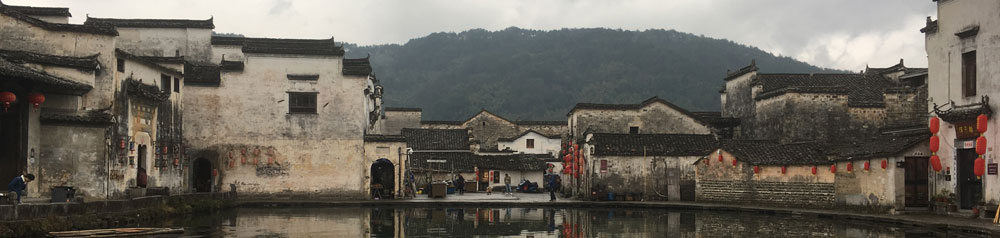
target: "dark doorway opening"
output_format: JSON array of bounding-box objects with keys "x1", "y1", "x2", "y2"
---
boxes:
[
  {"x1": 193, "y1": 158, "x2": 213, "y2": 192},
  {"x1": 371, "y1": 158, "x2": 394, "y2": 199},
  {"x1": 957, "y1": 149, "x2": 982, "y2": 209},
  {"x1": 0, "y1": 98, "x2": 26, "y2": 184},
  {"x1": 904, "y1": 157, "x2": 929, "y2": 207}
]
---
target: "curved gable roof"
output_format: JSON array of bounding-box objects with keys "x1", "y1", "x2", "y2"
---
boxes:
[{"x1": 568, "y1": 96, "x2": 708, "y2": 126}]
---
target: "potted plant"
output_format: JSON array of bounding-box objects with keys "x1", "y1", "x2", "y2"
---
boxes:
[{"x1": 931, "y1": 190, "x2": 953, "y2": 215}]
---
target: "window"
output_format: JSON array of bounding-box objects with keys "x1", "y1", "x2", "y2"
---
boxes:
[
  {"x1": 287, "y1": 74, "x2": 319, "y2": 81},
  {"x1": 173, "y1": 77, "x2": 180, "y2": 93},
  {"x1": 600, "y1": 160, "x2": 608, "y2": 173},
  {"x1": 526, "y1": 139, "x2": 535, "y2": 149},
  {"x1": 288, "y1": 92, "x2": 318, "y2": 114},
  {"x1": 962, "y1": 51, "x2": 977, "y2": 97},
  {"x1": 160, "y1": 74, "x2": 171, "y2": 94},
  {"x1": 629, "y1": 126, "x2": 639, "y2": 134},
  {"x1": 116, "y1": 58, "x2": 125, "y2": 72}
]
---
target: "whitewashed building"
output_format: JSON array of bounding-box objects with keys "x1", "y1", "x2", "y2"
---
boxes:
[{"x1": 923, "y1": 0, "x2": 1000, "y2": 210}]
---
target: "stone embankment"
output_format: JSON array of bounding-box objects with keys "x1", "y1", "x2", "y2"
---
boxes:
[{"x1": 0, "y1": 192, "x2": 235, "y2": 237}]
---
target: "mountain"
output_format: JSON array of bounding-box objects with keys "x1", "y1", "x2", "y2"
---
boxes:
[{"x1": 344, "y1": 27, "x2": 843, "y2": 121}]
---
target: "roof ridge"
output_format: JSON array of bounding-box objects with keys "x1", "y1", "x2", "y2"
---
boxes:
[{"x1": 85, "y1": 16, "x2": 215, "y2": 29}]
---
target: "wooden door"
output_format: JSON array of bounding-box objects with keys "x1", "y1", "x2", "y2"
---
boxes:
[{"x1": 904, "y1": 157, "x2": 929, "y2": 207}]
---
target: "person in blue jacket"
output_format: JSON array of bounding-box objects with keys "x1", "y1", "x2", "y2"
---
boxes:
[{"x1": 7, "y1": 173, "x2": 35, "y2": 204}]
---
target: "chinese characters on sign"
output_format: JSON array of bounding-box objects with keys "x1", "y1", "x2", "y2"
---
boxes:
[{"x1": 955, "y1": 120, "x2": 978, "y2": 139}]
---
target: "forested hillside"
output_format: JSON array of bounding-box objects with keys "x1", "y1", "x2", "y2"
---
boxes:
[{"x1": 345, "y1": 27, "x2": 842, "y2": 120}]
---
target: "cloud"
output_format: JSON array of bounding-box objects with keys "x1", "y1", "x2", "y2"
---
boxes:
[
  {"x1": 268, "y1": 0, "x2": 293, "y2": 16},
  {"x1": 4, "y1": 0, "x2": 936, "y2": 70}
]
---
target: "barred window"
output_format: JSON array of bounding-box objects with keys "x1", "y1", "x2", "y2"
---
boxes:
[{"x1": 288, "y1": 92, "x2": 317, "y2": 114}]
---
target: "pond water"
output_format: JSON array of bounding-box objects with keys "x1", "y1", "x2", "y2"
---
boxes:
[{"x1": 146, "y1": 207, "x2": 985, "y2": 237}]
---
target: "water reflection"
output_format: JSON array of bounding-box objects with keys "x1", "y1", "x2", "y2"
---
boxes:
[{"x1": 154, "y1": 207, "x2": 986, "y2": 237}]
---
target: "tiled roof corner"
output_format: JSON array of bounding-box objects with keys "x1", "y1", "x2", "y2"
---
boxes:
[
  {"x1": 343, "y1": 57, "x2": 372, "y2": 76},
  {"x1": 0, "y1": 5, "x2": 117, "y2": 36}
]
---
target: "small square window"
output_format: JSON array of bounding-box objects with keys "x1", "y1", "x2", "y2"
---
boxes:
[
  {"x1": 173, "y1": 77, "x2": 180, "y2": 93},
  {"x1": 160, "y1": 74, "x2": 171, "y2": 94},
  {"x1": 117, "y1": 58, "x2": 125, "y2": 72},
  {"x1": 526, "y1": 139, "x2": 535, "y2": 149},
  {"x1": 600, "y1": 160, "x2": 608, "y2": 173},
  {"x1": 288, "y1": 92, "x2": 318, "y2": 114},
  {"x1": 629, "y1": 126, "x2": 639, "y2": 134}
]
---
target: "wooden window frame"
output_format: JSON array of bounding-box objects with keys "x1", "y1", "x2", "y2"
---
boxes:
[
  {"x1": 526, "y1": 139, "x2": 535, "y2": 149},
  {"x1": 116, "y1": 58, "x2": 125, "y2": 72},
  {"x1": 629, "y1": 126, "x2": 639, "y2": 134},
  {"x1": 173, "y1": 77, "x2": 181, "y2": 93},
  {"x1": 288, "y1": 92, "x2": 318, "y2": 114},
  {"x1": 160, "y1": 74, "x2": 171, "y2": 94},
  {"x1": 600, "y1": 160, "x2": 608, "y2": 173},
  {"x1": 962, "y1": 51, "x2": 976, "y2": 97}
]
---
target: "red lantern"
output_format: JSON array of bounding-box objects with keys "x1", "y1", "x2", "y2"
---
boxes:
[
  {"x1": 930, "y1": 155, "x2": 942, "y2": 172},
  {"x1": 753, "y1": 166, "x2": 759, "y2": 174},
  {"x1": 974, "y1": 157, "x2": 986, "y2": 178},
  {"x1": 780, "y1": 166, "x2": 786, "y2": 174},
  {"x1": 212, "y1": 169, "x2": 218, "y2": 177},
  {"x1": 0, "y1": 91, "x2": 16, "y2": 112},
  {"x1": 830, "y1": 164, "x2": 837, "y2": 173},
  {"x1": 929, "y1": 136, "x2": 940, "y2": 153},
  {"x1": 976, "y1": 136, "x2": 987, "y2": 155},
  {"x1": 120, "y1": 139, "x2": 126, "y2": 149},
  {"x1": 847, "y1": 162, "x2": 853, "y2": 172},
  {"x1": 881, "y1": 160, "x2": 887, "y2": 170},
  {"x1": 929, "y1": 117, "x2": 940, "y2": 134},
  {"x1": 732, "y1": 159, "x2": 738, "y2": 167},
  {"x1": 27, "y1": 93, "x2": 44, "y2": 110},
  {"x1": 864, "y1": 161, "x2": 870, "y2": 171},
  {"x1": 977, "y1": 114, "x2": 989, "y2": 133},
  {"x1": 162, "y1": 146, "x2": 168, "y2": 154},
  {"x1": 173, "y1": 158, "x2": 179, "y2": 167},
  {"x1": 811, "y1": 166, "x2": 817, "y2": 175},
  {"x1": 718, "y1": 152, "x2": 723, "y2": 162}
]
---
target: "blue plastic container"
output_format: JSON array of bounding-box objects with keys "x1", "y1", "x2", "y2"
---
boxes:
[
  {"x1": 447, "y1": 187, "x2": 456, "y2": 194},
  {"x1": 607, "y1": 192, "x2": 615, "y2": 201}
]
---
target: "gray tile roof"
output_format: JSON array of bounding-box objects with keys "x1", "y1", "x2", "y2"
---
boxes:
[
  {"x1": 84, "y1": 17, "x2": 214, "y2": 29},
  {"x1": 184, "y1": 62, "x2": 221, "y2": 86},
  {"x1": 720, "y1": 140, "x2": 830, "y2": 166},
  {"x1": 401, "y1": 128, "x2": 470, "y2": 150},
  {"x1": 385, "y1": 107, "x2": 422, "y2": 112},
  {"x1": 211, "y1": 36, "x2": 345, "y2": 56},
  {"x1": 39, "y1": 110, "x2": 112, "y2": 126},
  {"x1": 0, "y1": 49, "x2": 99, "y2": 70},
  {"x1": 0, "y1": 57, "x2": 92, "y2": 95},
  {"x1": 497, "y1": 129, "x2": 561, "y2": 142},
  {"x1": 567, "y1": 96, "x2": 707, "y2": 125},
  {"x1": 343, "y1": 57, "x2": 372, "y2": 76},
  {"x1": 115, "y1": 49, "x2": 183, "y2": 76},
  {"x1": 364, "y1": 134, "x2": 407, "y2": 143},
  {"x1": 2, "y1": 4, "x2": 70, "y2": 16},
  {"x1": 590, "y1": 133, "x2": 718, "y2": 156},
  {"x1": 830, "y1": 129, "x2": 930, "y2": 161},
  {"x1": 753, "y1": 73, "x2": 897, "y2": 107},
  {"x1": 0, "y1": 4, "x2": 117, "y2": 36}
]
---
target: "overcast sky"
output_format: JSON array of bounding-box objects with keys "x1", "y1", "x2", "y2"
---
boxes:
[{"x1": 8, "y1": 0, "x2": 936, "y2": 71}]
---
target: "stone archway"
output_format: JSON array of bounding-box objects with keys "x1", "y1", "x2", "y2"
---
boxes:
[
  {"x1": 193, "y1": 158, "x2": 213, "y2": 192},
  {"x1": 370, "y1": 158, "x2": 395, "y2": 199}
]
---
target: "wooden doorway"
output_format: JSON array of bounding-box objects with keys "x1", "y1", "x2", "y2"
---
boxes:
[
  {"x1": 904, "y1": 157, "x2": 929, "y2": 207},
  {"x1": 957, "y1": 149, "x2": 982, "y2": 209},
  {"x1": 0, "y1": 98, "x2": 26, "y2": 185}
]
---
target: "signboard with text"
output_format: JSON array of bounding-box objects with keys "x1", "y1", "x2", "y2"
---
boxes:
[{"x1": 955, "y1": 120, "x2": 979, "y2": 139}]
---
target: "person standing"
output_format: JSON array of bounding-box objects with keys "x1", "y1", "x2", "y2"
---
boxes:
[
  {"x1": 7, "y1": 174, "x2": 35, "y2": 204},
  {"x1": 547, "y1": 175, "x2": 558, "y2": 201},
  {"x1": 504, "y1": 173, "x2": 512, "y2": 195},
  {"x1": 456, "y1": 174, "x2": 465, "y2": 195}
]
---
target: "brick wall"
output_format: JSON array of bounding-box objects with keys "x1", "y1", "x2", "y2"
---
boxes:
[{"x1": 697, "y1": 180, "x2": 835, "y2": 207}]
